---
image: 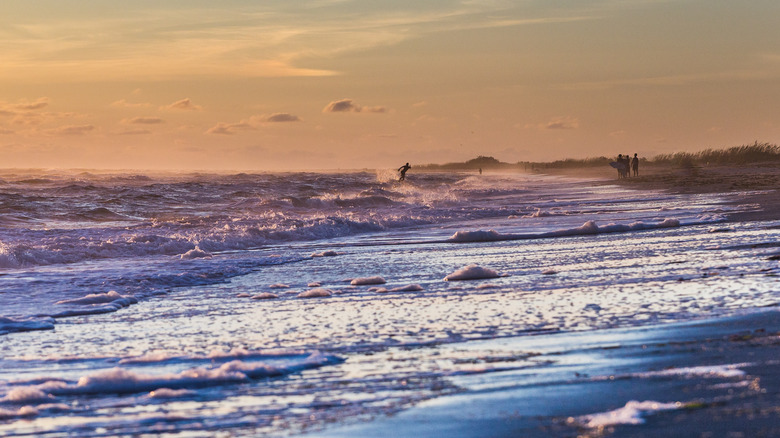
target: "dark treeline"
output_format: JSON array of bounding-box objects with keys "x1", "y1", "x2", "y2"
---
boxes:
[{"x1": 418, "y1": 142, "x2": 780, "y2": 170}]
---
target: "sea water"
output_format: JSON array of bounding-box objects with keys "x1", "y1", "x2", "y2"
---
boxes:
[{"x1": 0, "y1": 169, "x2": 778, "y2": 436}]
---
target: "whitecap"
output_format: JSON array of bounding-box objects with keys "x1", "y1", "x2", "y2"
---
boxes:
[
  {"x1": 180, "y1": 246, "x2": 212, "y2": 260},
  {"x1": 573, "y1": 400, "x2": 681, "y2": 428}
]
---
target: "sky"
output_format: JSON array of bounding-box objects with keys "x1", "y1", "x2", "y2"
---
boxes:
[{"x1": 1, "y1": 0, "x2": 779, "y2": 170}]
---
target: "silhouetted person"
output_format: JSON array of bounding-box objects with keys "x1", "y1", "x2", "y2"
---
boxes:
[
  {"x1": 624, "y1": 153, "x2": 631, "y2": 178},
  {"x1": 398, "y1": 162, "x2": 411, "y2": 181},
  {"x1": 479, "y1": 168, "x2": 482, "y2": 175},
  {"x1": 631, "y1": 153, "x2": 639, "y2": 176},
  {"x1": 616, "y1": 154, "x2": 624, "y2": 179}
]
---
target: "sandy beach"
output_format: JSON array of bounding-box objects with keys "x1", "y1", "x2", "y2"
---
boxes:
[
  {"x1": 308, "y1": 163, "x2": 780, "y2": 438},
  {"x1": 316, "y1": 310, "x2": 780, "y2": 437}
]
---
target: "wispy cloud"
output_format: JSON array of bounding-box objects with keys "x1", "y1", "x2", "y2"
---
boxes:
[
  {"x1": 162, "y1": 98, "x2": 202, "y2": 111},
  {"x1": 13, "y1": 98, "x2": 49, "y2": 111},
  {"x1": 265, "y1": 113, "x2": 302, "y2": 122},
  {"x1": 546, "y1": 117, "x2": 579, "y2": 130},
  {"x1": 0, "y1": 3, "x2": 596, "y2": 82},
  {"x1": 0, "y1": 98, "x2": 50, "y2": 115},
  {"x1": 46, "y1": 124, "x2": 95, "y2": 136},
  {"x1": 111, "y1": 99, "x2": 152, "y2": 109},
  {"x1": 124, "y1": 117, "x2": 164, "y2": 125},
  {"x1": 115, "y1": 129, "x2": 152, "y2": 136},
  {"x1": 206, "y1": 121, "x2": 255, "y2": 135},
  {"x1": 323, "y1": 99, "x2": 387, "y2": 113},
  {"x1": 206, "y1": 112, "x2": 302, "y2": 134}
]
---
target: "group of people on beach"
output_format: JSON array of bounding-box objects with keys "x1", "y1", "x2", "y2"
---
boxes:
[{"x1": 615, "y1": 153, "x2": 639, "y2": 179}]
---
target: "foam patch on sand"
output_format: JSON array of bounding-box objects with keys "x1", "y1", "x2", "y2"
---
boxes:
[
  {"x1": 311, "y1": 250, "x2": 342, "y2": 257},
  {"x1": 448, "y1": 230, "x2": 505, "y2": 242},
  {"x1": 0, "y1": 317, "x2": 55, "y2": 335},
  {"x1": 351, "y1": 276, "x2": 386, "y2": 285},
  {"x1": 118, "y1": 348, "x2": 304, "y2": 365},
  {"x1": 446, "y1": 219, "x2": 684, "y2": 244},
  {"x1": 444, "y1": 264, "x2": 501, "y2": 281},
  {"x1": 0, "y1": 387, "x2": 54, "y2": 403},
  {"x1": 371, "y1": 284, "x2": 424, "y2": 293},
  {"x1": 572, "y1": 400, "x2": 681, "y2": 428},
  {"x1": 297, "y1": 288, "x2": 333, "y2": 298},
  {"x1": 0, "y1": 403, "x2": 70, "y2": 419},
  {"x1": 16, "y1": 353, "x2": 342, "y2": 398},
  {"x1": 634, "y1": 363, "x2": 750, "y2": 379},
  {"x1": 148, "y1": 388, "x2": 196, "y2": 399},
  {"x1": 50, "y1": 291, "x2": 138, "y2": 318},
  {"x1": 251, "y1": 293, "x2": 279, "y2": 300},
  {"x1": 55, "y1": 290, "x2": 133, "y2": 306}
]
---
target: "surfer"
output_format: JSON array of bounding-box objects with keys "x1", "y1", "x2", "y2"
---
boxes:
[
  {"x1": 398, "y1": 162, "x2": 411, "y2": 181},
  {"x1": 631, "y1": 153, "x2": 639, "y2": 176},
  {"x1": 616, "y1": 154, "x2": 625, "y2": 179}
]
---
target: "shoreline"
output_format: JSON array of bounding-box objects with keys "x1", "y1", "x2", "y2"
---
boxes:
[
  {"x1": 533, "y1": 162, "x2": 780, "y2": 223},
  {"x1": 313, "y1": 308, "x2": 780, "y2": 437}
]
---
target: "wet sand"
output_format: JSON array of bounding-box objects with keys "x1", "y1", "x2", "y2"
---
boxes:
[
  {"x1": 539, "y1": 162, "x2": 780, "y2": 222},
  {"x1": 309, "y1": 163, "x2": 780, "y2": 438},
  {"x1": 315, "y1": 310, "x2": 780, "y2": 437}
]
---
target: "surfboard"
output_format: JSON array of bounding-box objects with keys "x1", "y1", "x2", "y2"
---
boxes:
[{"x1": 609, "y1": 161, "x2": 628, "y2": 170}]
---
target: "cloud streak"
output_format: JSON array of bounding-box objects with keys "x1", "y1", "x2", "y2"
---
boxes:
[
  {"x1": 124, "y1": 117, "x2": 164, "y2": 125},
  {"x1": 162, "y1": 99, "x2": 202, "y2": 111},
  {"x1": 323, "y1": 99, "x2": 387, "y2": 114},
  {"x1": 206, "y1": 113, "x2": 302, "y2": 134},
  {"x1": 0, "y1": 3, "x2": 594, "y2": 83},
  {"x1": 46, "y1": 124, "x2": 95, "y2": 136}
]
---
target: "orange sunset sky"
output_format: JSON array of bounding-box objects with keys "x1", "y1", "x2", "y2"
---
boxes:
[{"x1": 1, "y1": 1, "x2": 779, "y2": 170}]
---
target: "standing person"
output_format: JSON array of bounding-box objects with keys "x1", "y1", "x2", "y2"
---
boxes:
[
  {"x1": 398, "y1": 162, "x2": 411, "y2": 181},
  {"x1": 623, "y1": 154, "x2": 631, "y2": 178},
  {"x1": 616, "y1": 154, "x2": 625, "y2": 179},
  {"x1": 631, "y1": 153, "x2": 639, "y2": 177}
]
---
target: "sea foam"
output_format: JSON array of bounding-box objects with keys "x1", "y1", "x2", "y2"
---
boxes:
[
  {"x1": 0, "y1": 317, "x2": 55, "y2": 335},
  {"x1": 444, "y1": 264, "x2": 501, "y2": 281},
  {"x1": 573, "y1": 400, "x2": 681, "y2": 428}
]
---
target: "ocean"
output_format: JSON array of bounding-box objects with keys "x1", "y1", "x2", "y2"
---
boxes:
[{"x1": 0, "y1": 169, "x2": 777, "y2": 436}]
